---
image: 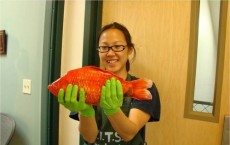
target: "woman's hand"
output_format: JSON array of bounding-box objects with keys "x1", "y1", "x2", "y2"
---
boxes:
[
  {"x1": 99, "y1": 77, "x2": 123, "y2": 116},
  {"x1": 58, "y1": 84, "x2": 95, "y2": 117}
]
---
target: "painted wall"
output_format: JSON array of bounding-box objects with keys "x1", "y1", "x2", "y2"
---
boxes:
[
  {"x1": 58, "y1": 1, "x2": 85, "y2": 145},
  {"x1": 0, "y1": 0, "x2": 52, "y2": 145}
]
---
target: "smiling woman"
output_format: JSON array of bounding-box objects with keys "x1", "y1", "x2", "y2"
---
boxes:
[{"x1": 98, "y1": 27, "x2": 133, "y2": 77}]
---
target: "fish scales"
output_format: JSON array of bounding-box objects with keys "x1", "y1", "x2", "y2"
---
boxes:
[{"x1": 48, "y1": 66, "x2": 153, "y2": 106}]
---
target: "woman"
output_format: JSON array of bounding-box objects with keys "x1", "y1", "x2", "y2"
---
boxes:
[{"x1": 58, "y1": 22, "x2": 161, "y2": 145}]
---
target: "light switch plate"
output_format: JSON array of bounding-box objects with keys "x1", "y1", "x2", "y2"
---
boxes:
[{"x1": 23, "y1": 79, "x2": 31, "y2": 94}]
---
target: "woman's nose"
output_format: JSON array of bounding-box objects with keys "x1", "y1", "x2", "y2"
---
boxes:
[{"x1": 106, "y1": 49, "x2": 116, "y2": 55}]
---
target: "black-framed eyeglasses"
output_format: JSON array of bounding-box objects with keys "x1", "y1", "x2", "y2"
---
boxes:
[{"x1": 97, "y1": 45, "x2": 127, "y2": 53}]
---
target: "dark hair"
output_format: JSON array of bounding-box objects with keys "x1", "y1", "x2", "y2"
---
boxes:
[{"x1": 97, "y1": 22, "x2": 136, "y2": 72}]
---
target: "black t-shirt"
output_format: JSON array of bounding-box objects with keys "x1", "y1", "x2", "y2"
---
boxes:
[
  {"x1": 69, "y1": 74, "x2": 161, "y2": 144},
  {"x1": 130, "y1": 75, "x2": 161, "y2": 122}
]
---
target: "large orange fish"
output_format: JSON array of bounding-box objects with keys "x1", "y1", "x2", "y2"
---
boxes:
[{"x1": 48, "y1": 66, "x2": 152, "y2": 106}]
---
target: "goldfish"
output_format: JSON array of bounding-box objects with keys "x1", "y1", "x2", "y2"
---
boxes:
[{"x1": 48, "y1": 66, "x2": 152, "y2": 106}]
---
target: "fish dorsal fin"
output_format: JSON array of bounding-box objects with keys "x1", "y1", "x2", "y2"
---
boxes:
[{"x1": 84, "y1": 66, "x2": 124, "y2": 81}]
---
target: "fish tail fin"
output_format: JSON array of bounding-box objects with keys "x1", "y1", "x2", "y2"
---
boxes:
[{"x1": 128, "y1": 79, "x2": 153, "y2": 100}]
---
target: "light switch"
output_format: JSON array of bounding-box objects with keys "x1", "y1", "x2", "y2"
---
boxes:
[{"x1": 22, "y1": 79, "x2": 31, "y2": 94}]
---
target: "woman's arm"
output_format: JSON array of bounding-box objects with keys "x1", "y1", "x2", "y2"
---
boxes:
[
  {"x1": 107, "y1": 108, "x2": 150, "y2": 142},
  {"x1": 58, "y1": 85, "x2": 98, "y2": 143},
  {"x1": 99, "y1": 78, "x2": 151, "y2": 141},
  {"x1": 78, "y1": 115, "x2": 98, "y2": 143}
]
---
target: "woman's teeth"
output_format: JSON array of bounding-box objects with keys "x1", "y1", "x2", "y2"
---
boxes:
[{"x1": 107, "y1": 60, "x2": 118, "y2": 63}]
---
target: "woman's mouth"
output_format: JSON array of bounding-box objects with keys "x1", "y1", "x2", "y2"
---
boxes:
[{"x1": 107, "y1": 59, "x2": 118, "y2": 64}]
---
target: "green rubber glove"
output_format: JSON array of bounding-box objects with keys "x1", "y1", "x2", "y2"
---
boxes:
[
  {"x1": 58, "y1": 84, "x2": 95, "y2": 117},
  {"x1": 99, "y1": 77, "x2": 123, "y2": 116}
]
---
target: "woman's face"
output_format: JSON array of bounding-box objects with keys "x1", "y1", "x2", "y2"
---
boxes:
[{"x1": 98, "y1": 28, "x2": 132, "y2": 77}]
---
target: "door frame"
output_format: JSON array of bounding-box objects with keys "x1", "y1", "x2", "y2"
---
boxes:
[
  {"x1": 46, "y1": 0, "x2": 102, "y2": 145},
  {"x1": 46, "y1": 0, "x2": 65, "y2": 145},
  {"x1": 81, "y1": 0, "x2": 103, "y2": 143},
  {"x1": 82, "y1": 0, "x2": 103, "y2": 67}
]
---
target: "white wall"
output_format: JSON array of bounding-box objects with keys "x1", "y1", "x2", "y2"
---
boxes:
[
  {"x1": 0, "y1": 1, "x2": 52, "y2": 144},
  {"x1": 59, "y1": 1, "x2": 85, "y2": 145}
]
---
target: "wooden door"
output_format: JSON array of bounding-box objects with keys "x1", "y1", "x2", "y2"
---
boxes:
[{"x1": 102, "y1": 1, "x2": 229, "y2": 145}]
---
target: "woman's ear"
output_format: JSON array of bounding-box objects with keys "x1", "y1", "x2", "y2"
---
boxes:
[{"x1": 128, "y1": 47, "x2": 134, "y2": 55}]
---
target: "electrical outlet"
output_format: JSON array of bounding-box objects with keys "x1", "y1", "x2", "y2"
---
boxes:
[{"x1": 22, "y1": 79, "x2": 31, "y2": 94}]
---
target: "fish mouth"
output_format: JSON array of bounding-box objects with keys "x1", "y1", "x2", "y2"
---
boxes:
[{"x1": 48, "y1": 84, "x2": 59, "y2": 96}]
